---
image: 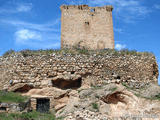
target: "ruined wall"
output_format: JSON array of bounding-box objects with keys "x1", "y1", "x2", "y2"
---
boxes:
[
  {"x1": 0, "y1": 52, "x2": 158, "y2": 91},
  {"x1": 61, "y1": 5, "x2": 114, "y2": 49},
  {"x1": 0, "y1": 51, "x2": 158, "y2": 111}
]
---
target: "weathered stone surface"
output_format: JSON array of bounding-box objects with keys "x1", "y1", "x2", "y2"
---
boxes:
[
  {"x1": 139, "y1": 83, "x2": 160, "y2": 98},
  {"x1": 0, "y1": 51, "x2": 159, "y2": 118},
  {"x1": 0, "y1": 100, "x2": 30, "y2": 113},
  {"x1": 60, "y1": 83, "x2": 160, "y2": 120},
  {"x1": 0, "y1": 52, "x2": 158, "y2": 90},
  {"x1": 99, "y1": 102, "x2": 111, "y2": 115},
  {"x1": 8, "y1": 83, "x2": 33, "y2": 92},
  {"x1": 61, "y1": 5, "x2": 114, "y2": 49}
]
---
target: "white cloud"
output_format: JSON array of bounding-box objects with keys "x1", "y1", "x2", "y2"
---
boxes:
[
  {"x1": 16, "y1": 3, "x2": 33, "y2": 12},
  {"x1": 0, "y1": 3, "x2": 32, "y2": 14},
  {"x1": 115, "y1": 44, "x2": 126, "y2": 50},
  {"x1": 14, "y1": 29, "x2": 60, "y2": 49},
  {"x1": 154, "y1": 4, "x2": 160, "y2": 9},
  {"x1": 1, "y1": 18, "x2": 61, "y2": 49},
  {"x1": 1, "y1": 19, "x2": 60, "y2": 32},
  {"x1": 15, "y1": 29, "x2": 42, "y2": 44}
]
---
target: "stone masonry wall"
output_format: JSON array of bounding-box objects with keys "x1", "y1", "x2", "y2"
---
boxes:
[
  {"x1": 0, "y1": 51, "x2": 158, "y2": 90},
  {"x1": 60, "y1": 5, "x2": 114, "y2": 49}
]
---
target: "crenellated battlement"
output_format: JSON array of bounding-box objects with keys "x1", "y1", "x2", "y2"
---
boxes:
[{"x1": 60, "y1": 5, "x2": 113, "y2": 11}]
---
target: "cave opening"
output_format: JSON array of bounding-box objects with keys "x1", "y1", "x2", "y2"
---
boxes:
[
  {"x1": 71, "y1": 71, "x2": 75, "y2": 74},
  {"x1": 14, "y1": 84, "x2": 34, "y2": 93},
  {"x1": 52, "y1": 77, "x2": 82, "y2": 90},
  {"x1": 101, "y1": 91, "x2": 127, "y2": 104}
]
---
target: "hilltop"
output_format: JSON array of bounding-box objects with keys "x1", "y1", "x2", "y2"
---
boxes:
[{"x1": 0, "y1": 49, "x2": 159, "y2": 119}]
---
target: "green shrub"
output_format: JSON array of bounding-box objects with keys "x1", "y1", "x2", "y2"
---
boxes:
[
  {"x1": 109, "y1": 87, "x2": 117, "y2": 92},
  {"x1": 0, "y1": 111, "x2": 55, "y2": 120},
  {"x1": 0, "y1": 91, "x2": 28, "y2": 103},
  {"x1": 2, "y1": 48, "x2": 153, "y2": 58},
  {"x1": 20, "y1": 49, "x2": 62, "y2": 57},
  {"x1": 91, "y1": 85, "x2": 103, "y2": 90},
  {"x1": 155, "y1": 93, "x2": 160, "y2": 100},
  {"x1": 134, "y1": 93, "x2": 141, "y2": 97},
  {"x1": 3, "y1": 49, "x2": 15, "y2": 57},
  {"x1": 121, "y1": 82, "x2": 129, "y2": 89},
  {"x1": 91, "y1": 103, "x2": 99, "y2": 111}
]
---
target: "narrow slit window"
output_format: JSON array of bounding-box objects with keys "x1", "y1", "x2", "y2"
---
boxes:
[{"x1": 85, "y1": 22, "x2": 89, "y2": 26}]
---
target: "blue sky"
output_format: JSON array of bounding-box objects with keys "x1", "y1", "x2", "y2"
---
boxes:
[{"x1": 0, "y1": 0, "x2": 160, "y2": 83}]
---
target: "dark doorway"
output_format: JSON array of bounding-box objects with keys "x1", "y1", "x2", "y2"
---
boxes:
[
  {"x1": 0, "y1": 107, "x2": 6, "y2": 111},
  {"x1": 36, "y1": 98, "x2": 50, "y2": 113}
]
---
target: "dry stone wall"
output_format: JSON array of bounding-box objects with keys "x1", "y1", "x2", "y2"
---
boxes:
[{"x1": 0, "y1": 51, "x2": 158, "y2": 90}]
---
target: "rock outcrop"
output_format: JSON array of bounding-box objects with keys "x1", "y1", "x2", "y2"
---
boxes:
[
  {"x1": 60, "y1": 83, "x2": 160, "y2": 120},
  {"x1": 0, "y1": 49, "x2": 159, "y2": 119}
]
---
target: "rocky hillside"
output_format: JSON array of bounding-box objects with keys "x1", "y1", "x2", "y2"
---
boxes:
[
  {"x1": 59, "y1": 82, "x2": 160, "y2": 120},
  {"x1": 0, "y1": 49, "x2": 159, "y2": 120}
]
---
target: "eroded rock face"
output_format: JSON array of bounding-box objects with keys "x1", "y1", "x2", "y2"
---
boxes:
[
  {"x1": 56, "y1": 83, "x2": 160, "y2": 119},
  {"x1": 0, "y1": 51, "x2": 159, "y2": 118},
  {"x1": 52, "y1": 74, "x2": 82, "y2": 89},
  {"x1": 8, "y1": 83, "x2": 34, "y2": 93},
  {"x1": 1, "y1": 79, "x2": 160, "y2": 119},
  {"x1": 0, "y1": 100, "x2": 30, "y2": 113},
  {"x1": 101, "y1": 91, "x2": 127, "y2": 104},
  {"x1": 10, "y1": 81, "x2": 159, "y2": 119}
]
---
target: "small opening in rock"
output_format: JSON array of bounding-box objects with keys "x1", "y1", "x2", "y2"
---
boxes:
[
  {"x1": 117, "y1": 76, "x2": 121, "y2": 79},
  {"x1": 14, "y1": 84, "x2": 34, "y2": 93},
  {"x1": 36, "y1": 98, "x2": 50, "y2": 113},
  {"x1": 48, "y1": 75, "x2": 55, "y2": 78},
  {"x1": 153, "y1": 64, "x2": 157, "y2": 76},
  {"x1": 0, "y1": 107, "x2": 7, "y2": 111},
  {"x1": 52, "y1": 77, "x2": 82, "y2": 90},
  {"x1": 101, "y1": 91, "x2": 127, "y2": 104},
  {"x1": 85, "y1": 22, "x2": 89, "y2": 26},
  {"x1": 71, "y1": 71, "x2": 75, "y2": 74}
]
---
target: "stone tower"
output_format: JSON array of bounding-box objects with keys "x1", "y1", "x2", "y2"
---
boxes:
[{"x1": 60, "y1": 5, "x2": 114, "y2": 49}]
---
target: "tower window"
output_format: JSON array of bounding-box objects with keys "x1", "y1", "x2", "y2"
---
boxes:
[
  {"x1": 85, "y1": 22, "x2": 89, "y2": 25},
  {"x1": 90, "y1": 8, "x2": 95, "y2": 12}
]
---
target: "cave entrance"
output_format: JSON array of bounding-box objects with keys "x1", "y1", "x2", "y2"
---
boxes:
[
  {"x1": 14, "y1": 84, "x2": 34, "y2": 93},
  {"x1": 102, "y1": 91, "x2": 127, "y2": 104},
  {"x1": 36, "y1": 98, "x2": 50, "y2": 113},
  {"x1": 52, "y1": 77, "x2": 82, "y2": 89}
]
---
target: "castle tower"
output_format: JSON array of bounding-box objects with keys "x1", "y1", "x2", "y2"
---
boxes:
[{"x1": 60, "y1": 5, "x2": 114, "y2": 49}]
